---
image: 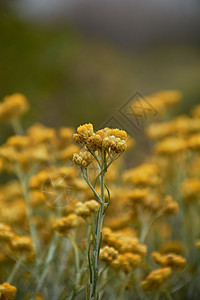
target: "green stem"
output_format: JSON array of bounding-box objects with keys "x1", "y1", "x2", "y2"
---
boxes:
[
  {"x1": 154, "y1": 291, "x2": 160, "y2": 300},
  {"x1": 15, "y1": 165, "x2": 39, "y2": 254},
  {"x1": 82, "y1": 168, "x2": 102, "y2": 204},
  {"x1": 32, "y1": 233, "x2": 58, "y2": 297},
  {"x1": 165, "y1": 291, "x2": 173, "y2": 300},
  {"x1": 7, "y1": 256, "x2": 24, "y2": 283},
  {"x1": 118, "y1": 272, "x2": 131, "y2": 300},
  {"x1": 11, "y1": 117, "x2": 24, "y2": 135},
  {"x1": 89, "y1": 151, "x2": 106, "y2": 300}
]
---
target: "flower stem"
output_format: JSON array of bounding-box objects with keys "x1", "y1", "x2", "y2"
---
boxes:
[
  {"x1": 89, "y1": 151, "x2": 106, "y2": 300},
  {"x1": 7, "y1": 256, "x2": 24, "y2": 283}
]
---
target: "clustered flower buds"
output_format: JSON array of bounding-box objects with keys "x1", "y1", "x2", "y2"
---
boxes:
[
  {"x1": 102, "y1": 227, "x2": 146, "y2": 255},
  {"x1": 111, "y1": 252, "x2": 142, "y2": 274},
  {"x1": 75, "y1": 200, "x2": 99, "y2": 218},
  {"x1": 73, "y1": 123, "x2": 128, "y2": 153},
  {"x1": 72, "y1": 151, "x2": 93, "y2": 168},
  {"x1": 99, "y1": 246, "x2": 119, "y2": 263}
]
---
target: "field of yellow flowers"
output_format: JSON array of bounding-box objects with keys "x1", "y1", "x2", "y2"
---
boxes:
[{"x1": 0, "y1": 91, "x2": 200, "y2": 300}]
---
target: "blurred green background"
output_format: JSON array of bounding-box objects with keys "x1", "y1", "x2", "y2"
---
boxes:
[{"x1": 0, "y1": 2, "x2": 200, "y2": 141}]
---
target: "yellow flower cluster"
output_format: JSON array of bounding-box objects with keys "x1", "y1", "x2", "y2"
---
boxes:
[
  {"x1": 127, "y1": 189, "x2": 178, "y2": 217},
  {"x1": 101, "y1": 227, "x2": 146, "y2": 273},
  {"x1": 99, "y1": 246, "x2": 118, "y2": 263},
  {"x1": 53, "y1": 214, "x2": 80, "y2": 236},
  {"x1": 75, "y1": 200, "x2": 99, "y2": 218},
  {"x1": 141, "y1": 267, "x2": 172, "y2": 290},
  {"x1": 151, "y1": 251, "x2": 186, "y2": 269},
  {"x1": 130, "y1": 90, "x2": 182, "y2": 118},
  {"x1": 0, "y1": 223, "x2": 35, "y2": 262},
  {"x1": 111, "y1": 252, "x2": 142, "y2": 274},
  {"x1": 72, "y1": 151, "x2": 93, "y2": 168},
  {"x1": 0, "y1": 282, "x2": 17, "y2": 300},
  {"x1": 181, "y1": 177, "x2": 200, "y2": 201},
  {"x1": 122, "y1": 163, "x2": 161, "y2": 187},
  {"x1": 102, "y1": 227, "x2": 147, "y2": 256},
  {"x1": 187, "y1": 133, "x2": 200, "y2": 152},
  {"x1": 100, "y1": 234, "x2": 142, "y2": 274},
  {"x1": 159, "y1": 240, "x2": 183, "y2": 255},
  {"x1": 191, "y1": 104, "x2": 200, "y2": 119},
  {"x1": 73, "y1": 123, "x2": 127, "y2": 153},
  {"x1": 155, "y1": 137, "x2": 187, "y2": 156},
  {"x1": 0, "y1": 93, "x2": 29, "y2": 121},
  {"x1": 146, "y1": 115, "x2": 200, "y2": 140}
]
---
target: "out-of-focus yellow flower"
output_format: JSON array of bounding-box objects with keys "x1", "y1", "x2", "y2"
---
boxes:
[
  {"x1": 60, "y1": 144, "x2": 80, "y2": 161},
  {"x1": 34, "y1": 294, "x2": 44, "y2": 300},
  {"x1": 147, "y1": 115, "x2": 200, "y2": 140},
  {"x1": 152, "y1": 251, "x2": 186, "y2": 269},
  {"x1": 0, "y1": 223, "x2": 15, "y2": 242},
  {"x1": 0, "y1": 198, "x2": 27, "y2": 226},
  {"x1": 53, "y1": 214, "x2": 79, "y2": 236},
  {"x1": 105, "y1": 213, "x2": 132, "y2": 230},
  {"x1": 159, "y1": 240, "x2": 183, "y2": 255},
  {"x1": 58, "y1": 127, "x2": 75, "y2": 146},
  {"x1": 191, "y1": 104, "x2": 200, "y2": 119},
  {"x1": 187, "y1": 133, "x2": 200, "y2": 152},
  {"x1": 0, "y1": 282, "x2": 17, "y2": 300},
  {"x1": 141, "y1": 267, "x2": 172, "y2": 290},
  {"x1": 195, "y1": 240, "x2": 200, "y2": 250},
  {"x1": 122, "y1": 163, "x2": 161, "y2": 187},
  {"x1": 10, "y1": 236, "x2": 34, "y2": 253},
  {"x1": 154, "y1": 136, "x2": 187, "y2": 156},
  {"x1": 127, "y1": 188, "x2": 149, "y2": 203},
  {"x1": 146, "y1": 122, "x2": 175, "y2": 140},
  {"x1": 181, "y1": 178, "x2": 200, "y2": 201},
  {"x1": 26, "y1": 123, "x2": 56, "y2": 145},
  {"x1": 0, "y1": 93, "x2": 29, "y2": 121},
  {"x1": 163, "y1": 195, "x2": 179, "y2": 215},
  {"x1": 102, "y1": 227, "x2": 147, "y2": 256},
  {"x1": 151, "y1": 90, "x2": 182, "y2": 108}
]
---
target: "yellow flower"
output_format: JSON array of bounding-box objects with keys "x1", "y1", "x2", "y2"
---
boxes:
[
  {"x1": 0, "y1": 223, "x2": 15, "y2": 242},
  {"x1": 191, "y1": 104, "x2": 200, "y2": 119},
  {"x1": 99, "y1": 246, "x2": 118, "y2": 263},
  {"x1": 141, "y1": 267, "x2": 172, "y2": 290},
  {"x1": 72, "y1": 151, "x2": 93, "y2": 168},
  {"x1": 26, "y1": 123, "x2": 56, "y2": 145},
  {"x1": 155, "y1": 136, "x2": 186, "y2": 155},
  {"x1": 152, "y1": 251, "x2": 186, "y2": 269},
  {"x1": 0, "y1": 282, "x2": 17, "y2": 300},
  {"x1": 10, "y1": 236, "x2": 35, "y2": 254},
  {"x1": 73, "y1": 123, "x2": 128, "y2": 153},
  {"x1": 0, "y1": 93, "x2": 29, "y2": 121},
  {"x1": 151, "y1": 90, "x2": 182, "y2": 108},
  {"x1": 122, "y1": 163, "x2": 161, "y2": 187},
  {"x1": 53, "y1": 214, "x2": 79, "y2": 236},
  {"x1": 181, "y1": 177, "x2": 200, "y2": 201},
  {"x1": 187, "y1": 133, "x2": 200, "y2": 152}
]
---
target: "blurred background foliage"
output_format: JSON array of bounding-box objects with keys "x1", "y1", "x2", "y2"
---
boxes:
[{"x1": 0, "y1": 1, "x2": 200, "y2": 142}]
